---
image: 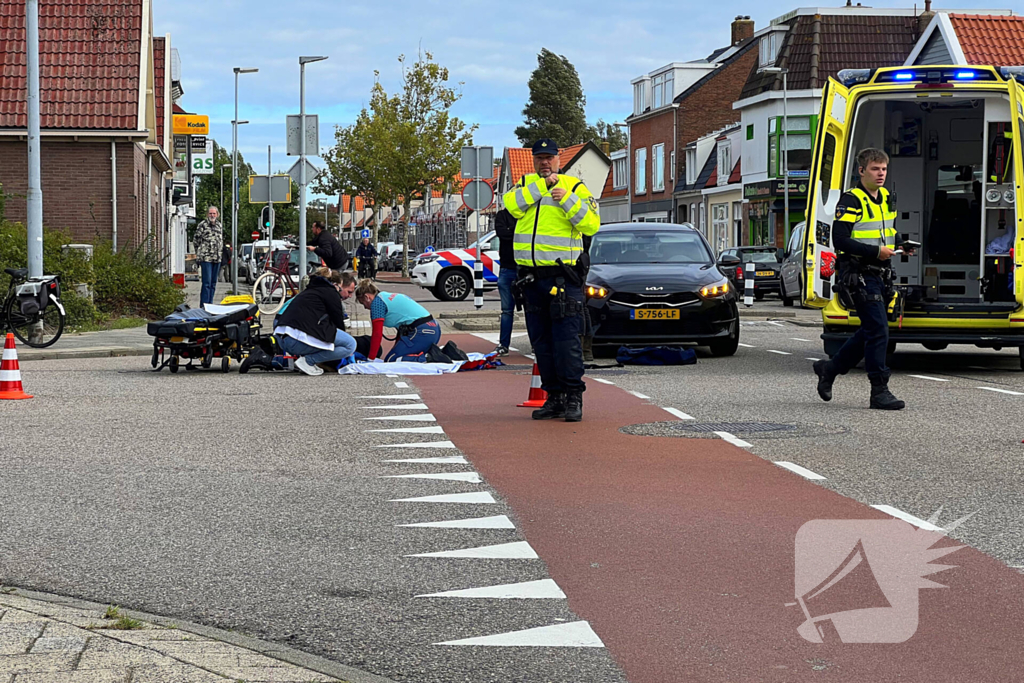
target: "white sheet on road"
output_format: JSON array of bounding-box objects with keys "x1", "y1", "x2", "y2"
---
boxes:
[{"x1": 338, "y1": 354, "x2": 492, "y2": 376}]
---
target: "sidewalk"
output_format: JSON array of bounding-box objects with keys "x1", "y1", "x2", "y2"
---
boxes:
[{"x1": 0, "y1": 588, "x2": 389, "y2": 683}]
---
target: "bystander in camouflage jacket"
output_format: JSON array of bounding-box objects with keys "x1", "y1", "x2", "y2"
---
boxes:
[{"x1": 194, "y1": 219, "x2": 223, "y2": 263}]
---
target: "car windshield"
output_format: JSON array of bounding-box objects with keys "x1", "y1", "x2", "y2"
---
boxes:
[
  {"x1": 591, "y1": 231, "x2": 713, "y2": 265},
  {"x1": 467, "y1": 233, "x2": 496, "y2": 250},
  {"x1": 741, "y1": 250, "x2": 781, "y2": 264}
]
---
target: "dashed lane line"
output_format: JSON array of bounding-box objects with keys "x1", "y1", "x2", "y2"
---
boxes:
[
  {"x1": 978, "y1": 386, "x2": 1023, "y2": 396},
  {"x1": 591, "y1": 378, "x2": 616, "y2": 385},
  {"x1": 395, "y1": 381, "x2": 410, "y2": 388},
  {"x1": 789, "y1": 338, "x2": 813, "y2": 342},
  {"x1": 396, "y1": 515, "x2": 515, "y2": 529},
  {"x1": 806, "y1": 357, "x2": 822, "y2": 362},
  {"x1": 767, "y1": 350, "x2": 792, "y2": 355},
  {"x1": 373, "y1": 440, "x2": 457, "y2": 449},
  {"x1": 416, "y1": 579, "x2": 566, "y2": 600},
  {"x1": 774, "y1": 461, "x2": 826, "y2": 480},
  {"x1": 737, "y1": 343, "x2": 756, "y2": 348},
  {"x1": 627, "y1": 390, "x2": 651, "y2": 400},
  {"x1": 713, "y1": 431, "x2": 753, "y2": 448},
  {"x1": 359, "y1": 393, "x2": 421, "y2": 399},
  {"x1": 661, "y1": 407, "x2": 695, "y2": 421},
  {"x1": 908, "y1": 375, "x2": 950, "y2": 382},
  {"x1": 871, "y1": 504, "x2": 944, "y2": 531}
]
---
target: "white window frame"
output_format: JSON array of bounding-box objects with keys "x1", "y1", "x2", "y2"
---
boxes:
[
  {"x1": 652, "y1": 143, "x2": 665, "y2": 192},
  {"x1": 759, "y1": 32, "x2": 779, "y2": 67},
  {"x1": 633, "y1": 81, "x2": 647, "y2": 117},
  {"x1": 635, "y1": 147, "x2": 647, "y2": 194},
  {"x1": 685, "y1": 148, "x2": 697, "y2": 185},
  {"x1": 650, "y1": 70, "x2": 675, "y2": 110},
  {"x1": 670, "y1": 151, "x2": 675, "y2": 181},
  {"x1": 612, "y1": 156, "x2": 628, "y2": 190},
  {"x1": 717, "y1": 142, "x2": 731, "y2": 187}
]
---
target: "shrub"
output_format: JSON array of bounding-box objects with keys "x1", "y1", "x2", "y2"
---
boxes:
[{"x1": 91, "y1": 241, "x2": 184, "y2": 319}]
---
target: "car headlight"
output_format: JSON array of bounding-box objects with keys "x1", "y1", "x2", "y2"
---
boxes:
[
  {"x1": 417, "y1": 254, "x2": 439, "y2": 264},
  {"x1": 699, "y1": 279, "x2": 731, "y2": 299},
  {"x1": 585, "y1": 284, "x2": 610, "y2": 299}
]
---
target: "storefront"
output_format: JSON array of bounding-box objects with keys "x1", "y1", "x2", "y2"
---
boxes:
[{"x1": 742, "y1": 178, "x2": 807, "y2": 247}]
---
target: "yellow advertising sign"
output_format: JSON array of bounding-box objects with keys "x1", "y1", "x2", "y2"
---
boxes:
[{"x1": 172, "y1": 115, "x2": 209, "y2": 136}]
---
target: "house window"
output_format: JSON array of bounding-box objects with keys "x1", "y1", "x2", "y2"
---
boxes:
[
  {"x1": 633, "y1": 81, "x2": 647, "y2": 116},
  {"x1": 612, "y1": 156, "x2": 628, "y2": 189},
  {"x1": 651, "y1": 71, "x2": 675, "y2": 110},
  {"x1": 746, "y1": 124, "x2": 754, "y2": 140},
  {"x1": 689, "y1": 203, "x2": 696, "y2": 227},
  {"x1": 670, "y1": 151, "x2": 675, "y2": 181},
  {"x1": 768, "y1": 115, "x2": 817, "y2": 177},
  {"x1": 635, "y1": 147, "x2": 647, "y2": 194},
  {"x1": 712, "y1": 202, "x2": 730, "y2": 252},
  {"x1": 759, "y1": 32, "x2": 779, "y2": 68},
  {"x1": 652, "y1": 144, "x2": 665, "y2": 192},
  {"x1": 685, "y1": 148, "x2": 697, "y2": 185},
  {"x1": 718, "y1": 142, "x2": 731, "y2": 186}
]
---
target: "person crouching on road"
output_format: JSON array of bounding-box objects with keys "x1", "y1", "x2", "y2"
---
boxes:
[
  {"x1": 273, "y1": 268, "x2": 357, "y2": 376},
  {"x1": 502, "y1": 139, "x2": 601, "y2": 422},
  {"x1": 355, "y1": 279, "x2": 438, "y2": 362}
]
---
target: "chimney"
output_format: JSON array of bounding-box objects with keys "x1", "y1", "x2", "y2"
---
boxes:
[
  {"x1": 731, "y1": 15, "x2": 755, "y2": 45},
  {"x1": 601, "y1": 141, "x2": 611, "y2": 156}
]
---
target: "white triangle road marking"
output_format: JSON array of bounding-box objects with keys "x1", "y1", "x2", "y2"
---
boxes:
[
  {"x1": 395, "y1": 381, "x2": 410, "y2": 388},
  {"x1": 363, "y1": 414, "x2": 436, "y2": 422},
  {"x1": 383, "y1": 472, "x2": 481, "y2": 483},
  {"x1": 397, "y1": 515, "x2": 513, "y2": 529},
  {"x1": 385, "y1": 456, "x2": 468, "y2": 464},
  {"x1": 407, "y1": 541, "x2": 537, "y2": 559},
  {"x1": 358, "y1": 393, "x2": 421, "y2": 399},
  {"x1": 417, "y1": 579, "x2": 565, "y2": 599},
  {"x1": 390, "y1": 491, "x2": 496, "y2": 504},
  {"x1": 366, "y1": 426, "x2": 445, "y2": 434},
  {"x1": 375, "y1": 440, "x2": 456, "y2": 449},
  {"x1": 435, "y1": 620, "x2": 604, "y2": 647},
  {"x1": 363, "y1": 403, "x2": 429, "y2": 410}
]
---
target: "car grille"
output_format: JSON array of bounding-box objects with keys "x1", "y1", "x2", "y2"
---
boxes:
[
  {"x1": 609, "y1": 291, "x2": 700, "y2": 306},
  {"x1": 598, "y1": 316, "x2": 714, "y2": 337}
]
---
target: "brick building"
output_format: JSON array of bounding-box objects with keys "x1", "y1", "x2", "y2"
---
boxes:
[
  {"x1": 0, "y1": 0, "x2": 174, "y2": 256},
  {"x1": 625, "y1": 16, "x2": 756, "y2": 223}
]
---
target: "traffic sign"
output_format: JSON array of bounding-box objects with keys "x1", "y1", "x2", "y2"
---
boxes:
[
  {"x1": 249, "y1": 175, "x2": 292, "y2": 204},
  {"x1": 361, "y1": 228, "x2": 371, "y2": 239},
  {"x1": 424, "y1": 245, "x2": 435, "y2": 253},
  {"x1": 462, "y1": 180, "x2": 494, "y2": 211},
  {"x1": 251, "y1": 231, "x2": 260, "y2": 240},
  {"x1": 286, "y1": 114, "x2": 319, "y2": 156},
  {"x1": 461, "y1": 146, "x2": 494, "y2": 179},
  {"x1": 287, "y1": 158, "x2": 321, "y2": 186}
]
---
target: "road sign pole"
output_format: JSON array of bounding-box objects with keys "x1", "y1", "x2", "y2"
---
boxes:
[
  {"x1": 26, "y1": 0, "x2": 42, "y2": 278},
  {"x1": 267, "y1": 146, "x2": 273, "y2": 248},
  {"x1": 473, "y1": 148, "x2": 484, "y2": 309}
]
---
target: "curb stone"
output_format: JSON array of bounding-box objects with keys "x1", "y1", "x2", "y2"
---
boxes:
[{"x1": 3, "y1": 586, "x2": 399, "y2": 683}]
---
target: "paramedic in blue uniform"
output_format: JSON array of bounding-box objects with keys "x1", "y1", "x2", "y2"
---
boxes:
[{"x1": 356, "y1": 279, "x2": 438, "y2": 362}]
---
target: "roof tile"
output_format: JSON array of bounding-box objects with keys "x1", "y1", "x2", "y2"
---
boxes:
[{"x1": 949, "y1": 14, "x2": 1024, "y2": 66}]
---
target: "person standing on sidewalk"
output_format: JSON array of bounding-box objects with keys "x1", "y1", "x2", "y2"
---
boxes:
[
  {"x1": 194, "y1": 207, "x2": 223, "y2": 306},
  {"x1": 502, "y1": 139, "x2": 601, "y2": 422},
  {"x1": 493, "y1": 208, "x2": 517, "y2": 355}
]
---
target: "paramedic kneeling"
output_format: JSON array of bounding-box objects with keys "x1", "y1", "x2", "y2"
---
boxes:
[
  {"x1": 274, "y1": 268, "x2": 357, "y2": 376},
  {"x1": 355, "y1": 279, "x2": 439, "y2": 362}
]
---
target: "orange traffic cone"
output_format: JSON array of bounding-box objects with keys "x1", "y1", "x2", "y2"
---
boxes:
[
  {"x1": 517, "y1": 363, "x2": 547, "y2": 407},
  {"x1": 0, "y1": 333, "x2": 32, "y2": 400}
]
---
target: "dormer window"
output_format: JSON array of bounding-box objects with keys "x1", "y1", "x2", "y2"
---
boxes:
[
  {"x1": 651, "y1": 70, "x2": 675, "y2": 110},
  {"x1": 759, "y1": 32, "x2": 779, "y2": 68}
]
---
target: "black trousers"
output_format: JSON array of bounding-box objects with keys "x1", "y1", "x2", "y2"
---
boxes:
[
  {"x1": 522, "y1": 276, "x2": 585, "y2": 394},
  {"x1": 833, "y1": 272, "x2": 890, "y2": 382}
]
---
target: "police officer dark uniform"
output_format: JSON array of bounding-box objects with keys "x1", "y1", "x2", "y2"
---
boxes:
[
  {"x1": 813, "y1": 147, "x2": 909, "y2": 410},
  {"x1": 502, "y1": 139, "x2": 601, "y2": 422}
]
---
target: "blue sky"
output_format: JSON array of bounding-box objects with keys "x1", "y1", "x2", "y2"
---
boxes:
[{"x1": 155, "y1": 0, "x2": 1007, "y2": 201}]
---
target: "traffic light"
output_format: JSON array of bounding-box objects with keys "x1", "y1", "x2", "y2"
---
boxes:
[{"x1": 260, "y1": 205, "x2": 275, "y2": 232}]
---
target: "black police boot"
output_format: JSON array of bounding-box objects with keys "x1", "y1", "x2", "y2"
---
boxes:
[
  {"x1": 239, "y1": 347, "x2": 273, "y2": 374},
  {"x1": 813, "y1": 360, "x2": 839, "y2": 402},
  {"x1": 564, "y1": 392, "x2": 583, "y2": 423},
  {"x1": 869, "y1": 375, "x2": 905, "y2": 410},
  {"x1": 581, "y1": 336, "x2": 594, "y2": 362},
  {"x1": 532, "y1": 393, "x2": 566, "y2": 420}
]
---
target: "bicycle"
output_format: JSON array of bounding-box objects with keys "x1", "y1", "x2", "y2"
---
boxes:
[
  {"x1": 253, "y1": 250, "x2": 300, "y2": 316},
  {"x1": 3, "y1": 268, "x2": 66, "y2": 348}
]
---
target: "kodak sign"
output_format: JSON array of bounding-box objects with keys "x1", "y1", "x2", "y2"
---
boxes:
[{"x1": 172, "y1": 115, "x2": 209, "y2": 136}]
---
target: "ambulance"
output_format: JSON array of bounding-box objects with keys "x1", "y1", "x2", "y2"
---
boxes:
[{"x1": 804, "y1": 65, "x2": 1024, "y2": 369}]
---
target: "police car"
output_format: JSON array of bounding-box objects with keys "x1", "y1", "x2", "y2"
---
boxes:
[{"x1": 411, "y1": 231, "x2": 501, "y2": 301}]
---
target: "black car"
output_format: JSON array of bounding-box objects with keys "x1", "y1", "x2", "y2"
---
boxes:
[
  {"x1": 718, "y1": 246, "x2": 786, "y2": 301},
  {"x1": 586, "y1": 223, "x2": 740, "y2": 356}
]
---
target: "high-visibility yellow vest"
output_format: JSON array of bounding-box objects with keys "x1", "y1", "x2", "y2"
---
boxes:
[
  {"x1": 836, "y1": 186, "x2": 898, "y2": 254},
  {"x1": 502, "y1": 173, "x2": 601, "y2": 267}
]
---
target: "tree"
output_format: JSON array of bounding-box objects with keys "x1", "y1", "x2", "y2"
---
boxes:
[
  {"x1": 592, "y1": 119, "x2": 627, "y2": 152},
  {"x1": 515, "y1": 49, "x2": 591, "y2": 147}
]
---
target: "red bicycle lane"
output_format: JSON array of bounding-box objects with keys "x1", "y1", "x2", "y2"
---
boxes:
[{"x1": 414, "y1": 335, "x2": 1024, "y2": 682}]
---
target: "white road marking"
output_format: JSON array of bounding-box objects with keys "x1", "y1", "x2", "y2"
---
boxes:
[
  {"x1": 978, "y1": 387, "x2": 1024, "y2": 396},
  {"x1": 383, "y1": 472, "x2": 482, "y2": 483},
  {"x1": 374, "y1": 440, "x2": 457, "y2": 449},
  {"x1": 789, "y1": 338, "x2": 813, "y2": 342},
  {"x1": 714, "y1": 431, "x2": 753, "y2": 448},
  {"x1": 390, "y1": 491, "x2": 496, "y2": 504},
  {"x1": 766, "y1": 321, "x2": 785, "y2": 327},
  {"x1": 661, "y1": 407, "x2": 695, "y2": 421},
  {"x1": 384, "y1": 456, "x2": 468, "y2": 464},
  {"x1": 417, "y1": 579, "x2": 565, "y2": 600},
  {"x1": 525, "y1": 354, "x2": 535, "y2": 360},
  {"x1": 397, "y1": 515, "x2": 514, "y2": 529},
  {"x1": 386, "y1": 374, "x2": 399, "y2": 378},
  {"x1": 806, "y1": 357, "x2": 822, "y2": 362},
  {"x1": 908, "y1": 375, "x2": 950, "y2": 382},
  {"x1": 363, "y1": 403, "x2": 429, "y2": 410},
  {"x1": 737, "y1": 343, "x2": 756, "y2": 348},
  {"x1": 767, "y1": 350, "x2": 792, "y2": 355},
  {"x1": 363, "y1": 414, "x2": 437, "y2": 422},
  {"x1": 366, "y1": 426, "x2": 445, "y2": 434},
  {"x1": 358, "y1": 393, "x2": 420, "y2": 400},
  {"x1": 968, "y1": 366, "x2": 990, "y2": 371},
  {"x1": 627, "y1": 390, "x2": 650, "y2": 399},
  {"x1": 871, "y1": 504, "x2": 944, "y2": 531},
  {"x1": 591, "y1": 378, "x2": 616, "y2": 385},
  {"x1": 436, "y1": 621, "x2": 604, "y2": 647},
  {"x1": 394, "y1": 381, "x2": 410, "y2": 388},
  {"x1": 407, "y1": 541, "x2": 538, "y2": 559},
  {"x1": 774, "y1": 461, "x2": 826, "y2": 480}
]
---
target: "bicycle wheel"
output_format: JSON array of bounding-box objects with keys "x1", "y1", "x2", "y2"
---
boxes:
[
  {"x1": 254, "y1": 272, "x2": 288, "y2": 316},
  {"x1": 4, "y1": 295, "x2": 65, "y2": 348}
]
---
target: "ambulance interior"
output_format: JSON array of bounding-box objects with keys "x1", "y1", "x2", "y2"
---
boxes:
[{"x1": 847, "y1": 92, "x2": 1017, "y2": 308}]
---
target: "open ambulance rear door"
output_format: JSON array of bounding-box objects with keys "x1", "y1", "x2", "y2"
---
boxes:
[
  {"x1": 803, "y1": 78, "x2": 854, "y2": 307},
  {"x1": 1010, "y1": 80, "x2": 1024, "y2": 306}
]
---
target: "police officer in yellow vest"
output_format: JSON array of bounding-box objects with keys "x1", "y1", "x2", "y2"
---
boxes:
[
  {"x1": 503, "y1": 139, "x2": 601, "y2": 422},
  {"x1": 814, "y1": 148, "x2": 913, "y2": 410}
]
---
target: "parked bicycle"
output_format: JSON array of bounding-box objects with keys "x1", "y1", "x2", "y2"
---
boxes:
[
  {"x1": 252, "y1": 249, "x2": 322, "y2": 316},
  {"x1": 3, "y1": 268, "x2": 65, "y2": 348}
]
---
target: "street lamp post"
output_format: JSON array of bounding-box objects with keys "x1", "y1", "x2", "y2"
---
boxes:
[
  {"x1": 26, "y1": 0, "x2": 43, "y2": 278},
  {"x1": 298, "y1": 56, "x2": 328, "y2": 290},
  {"x1": 232, "y1": 67, "x2": 258, "y2": 294},
  {"x1": 764, "y1": 67, "x2": 791, "y2": 246},
  {"x1": 219, "y1": 163, "x2": 232, "y2": 221}
]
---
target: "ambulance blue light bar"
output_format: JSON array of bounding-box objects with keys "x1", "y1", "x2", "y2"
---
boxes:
[
  {"x1": 999, "y1": 66, "x2": 1024, "y2": 84},
  {"x1": 874, "y1": 68, "x2": 996, "y2": 85},
  {"x1": 894, "y1": 72, "x2": 916, "y2": 81},
  {"x1": 954, "y1": 71, "x2": 976, "y2": 80}
]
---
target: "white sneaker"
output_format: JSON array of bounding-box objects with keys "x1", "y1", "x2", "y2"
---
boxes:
[{"x1": 294, "y1": 356, "x2": 324, "y2": 376}]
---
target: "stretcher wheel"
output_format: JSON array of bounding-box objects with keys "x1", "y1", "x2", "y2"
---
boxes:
[
  {"x1": 221, "y1": 356, "x2": 231, "y2": 373},
  {"x1": 151, "y1": 349, "x2": 159, "y2": 368},
  {"x1": 169, "y1": 356, "x2": 180, "y2": 373},
  {"x1": 202, "y1": 347, "x2": 213, "y2": 369}
]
